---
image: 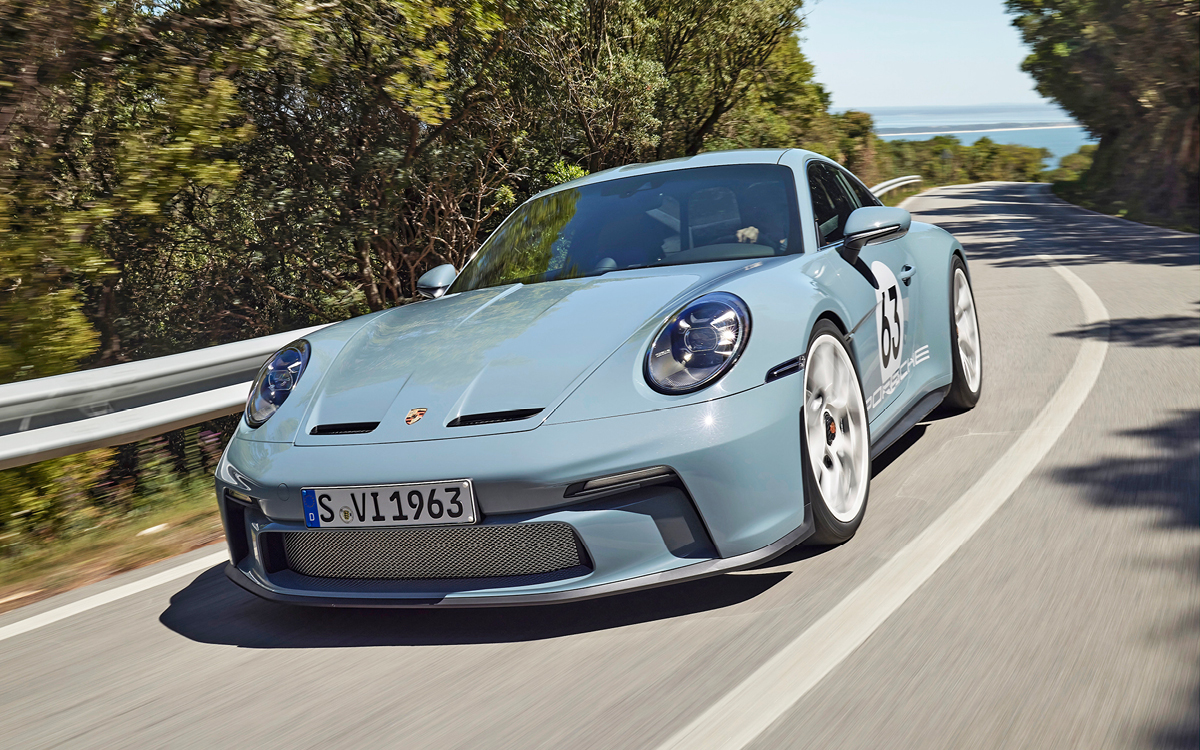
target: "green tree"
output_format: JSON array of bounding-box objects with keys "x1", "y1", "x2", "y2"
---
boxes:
[
  {"x1": 1045, "y1": 144, "x2": 1098, "y2": 182},
  {"x1": 1006, "y1": 0, "x2": 1199, "y2": 229},
  {"x1": 646, "y1": 0, "x2": 803, "y2": 157}
]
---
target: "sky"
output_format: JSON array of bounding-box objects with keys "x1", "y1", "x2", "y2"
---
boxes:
[{"x1": 799, "y1": 0, "x2": 1050, "y2": 109}]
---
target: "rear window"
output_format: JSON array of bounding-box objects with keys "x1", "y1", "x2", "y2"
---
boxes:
[{"x1": 450, "y1": 164, "x2": 802, "y2": 293}]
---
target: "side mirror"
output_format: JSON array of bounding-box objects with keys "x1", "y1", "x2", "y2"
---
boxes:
[
  {"x1": 416, "y1": 264, "x2": 457, "y2": 299},
  {"x1": 839, "y1": 206, "x2": 912, "y2": 265}
]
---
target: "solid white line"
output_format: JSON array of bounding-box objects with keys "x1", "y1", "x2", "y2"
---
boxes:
[
  {"x1": 657, "y1": 257, "x2": 1109, "y2": 750},
  {"x1": 0, "y1": 550, "x2": 227, "y2": 643}
]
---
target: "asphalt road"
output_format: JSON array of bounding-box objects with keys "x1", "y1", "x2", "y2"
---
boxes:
[{"x1": 1, "y1": 182, "x2": 1196, "y2": 750}]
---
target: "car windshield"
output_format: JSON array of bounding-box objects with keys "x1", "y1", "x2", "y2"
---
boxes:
[{"x1": 449, "y1": 164, "x2": 802, "y2": 293}]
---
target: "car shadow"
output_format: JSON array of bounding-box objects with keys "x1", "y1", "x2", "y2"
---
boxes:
[
  {"x1": 871, "y1": 422, "x2": 929, "y2": 476},
  {"x1": 159, "y1": 565, "x2": 790, "y2": 648}
]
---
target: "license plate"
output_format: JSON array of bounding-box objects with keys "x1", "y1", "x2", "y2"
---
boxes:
[{"x1": 301, "y1": 480, "x2": 476, "y2": 528}]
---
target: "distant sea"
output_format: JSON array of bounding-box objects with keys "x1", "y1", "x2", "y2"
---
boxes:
[{"x1": 853, "y1": 103, "x2": 1098, "y2": 167}]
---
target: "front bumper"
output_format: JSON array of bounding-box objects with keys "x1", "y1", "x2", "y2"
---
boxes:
[{"x1": 217, "y1": 379, "x2": 810, "y2": 606}]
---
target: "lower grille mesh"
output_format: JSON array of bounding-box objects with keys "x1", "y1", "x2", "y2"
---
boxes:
[{"x1": 278, "y1": 522, "x2": 586, "y2": 580}]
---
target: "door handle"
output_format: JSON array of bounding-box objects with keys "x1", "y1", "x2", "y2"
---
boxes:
[{"x1": 899, "y1": 265, "x2": 916, "y2": 285}]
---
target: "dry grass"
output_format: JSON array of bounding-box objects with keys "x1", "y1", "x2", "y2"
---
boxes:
[{"x1": 0, "y1": 485, "x2": 223, "y2": 616}]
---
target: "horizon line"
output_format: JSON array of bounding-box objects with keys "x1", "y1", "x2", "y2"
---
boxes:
[
  {"x1": 877, "y1": 124, "x2": 1084, "y2": 137},
  {"x1": 834, "y1": 102, "x2": 1066, "y2": 112}
]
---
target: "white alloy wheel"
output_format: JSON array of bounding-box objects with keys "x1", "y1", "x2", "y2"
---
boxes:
[
  {"x1": 953, "y1": 267, "x2": 982, "y2": 393},
  {"x1": 803, "y1": 333, "x2": 870, "y2": 523}
]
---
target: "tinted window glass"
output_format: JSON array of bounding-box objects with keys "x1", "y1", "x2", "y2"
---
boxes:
[
  {"x1": 807, "y1": 163, "x2": 857, "y2": 246},
  {"x1": 450, "y1": 165, "x2": 802, "y2": 293},
  {"x1": 838, "y1": 168, "x2": 880, "y2": 208}
]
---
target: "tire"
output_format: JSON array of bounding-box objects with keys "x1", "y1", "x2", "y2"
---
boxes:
[
  {"x1": 802, "y1": 320, "x2": 871, "y2": 545},
  {"x1": 943, "y1": 256, "x2": 983, "y2": 410}
]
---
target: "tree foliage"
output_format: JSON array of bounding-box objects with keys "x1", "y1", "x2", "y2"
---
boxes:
[
  {"x1": 1006, "y1": 0, "x2": 1199, "y2": 229},
  {"x1": 877, "y1": 135, "x2": 1049, "y2": 187}
]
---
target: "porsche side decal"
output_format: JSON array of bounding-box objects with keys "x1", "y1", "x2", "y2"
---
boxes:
[
  {"x1": 867, "y1": 344, "x2": 930, "y2": 411},
  {"x1": 872, "y1": 261, "x2": 906, "y2": 384}
]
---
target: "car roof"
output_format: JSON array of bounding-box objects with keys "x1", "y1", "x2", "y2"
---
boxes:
[{"x1": 530, "y1": 148, "x2": 828, "y2": 200}]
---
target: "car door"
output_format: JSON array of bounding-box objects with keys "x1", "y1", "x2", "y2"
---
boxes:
[
  {"x1": 806, "y1": 161, "x2": 920, "y2": 420},
  {"x1": 835, "y1": 165, "x2": 925, "y2": 416}
]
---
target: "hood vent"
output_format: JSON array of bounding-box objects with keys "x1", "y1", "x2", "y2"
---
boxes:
[
  {"x1": 446, "y1": 409, "x2": 543, "y2": 428},
  {"x1": 310, "y1": 422, "x2": 380, "y2": 436}
]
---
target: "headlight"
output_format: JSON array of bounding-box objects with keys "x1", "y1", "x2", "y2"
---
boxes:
[
  {"x1": 245, "y1": 340, "x2": 311, "y2": 428},
  {"x1": 644, "y1": 292, "x2": 750, "y2": 394}
]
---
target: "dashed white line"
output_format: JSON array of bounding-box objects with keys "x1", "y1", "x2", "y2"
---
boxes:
[{"x1": 657, "y1": 256, "x2": 1109, "y2": 750}]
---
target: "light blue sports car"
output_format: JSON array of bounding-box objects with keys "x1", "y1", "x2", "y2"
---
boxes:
[{"x1": 216, "y1": 149, "x2": 983, "y2": 607}]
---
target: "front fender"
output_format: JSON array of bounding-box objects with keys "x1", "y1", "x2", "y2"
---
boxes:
[{"x1": 545, "y1": 252, "x2": 866, "y2": 425}]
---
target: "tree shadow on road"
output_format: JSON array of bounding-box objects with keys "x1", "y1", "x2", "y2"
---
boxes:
[
  {"x1": 1055, "y1": 409, "x2": 1198, "y2": 528},
  {"x1": 1054, "y1": 304, "x2": 1200, "y2": 349},
  {"x1": 159, "y1": 566, "x2": 789, "y2": 648},
  {"x1": 911, "y1": 183, "x2": 1199, "y2": 269},
  {"x1": 1051, "y1": 409, "x2": 1199, "y2": 749}
]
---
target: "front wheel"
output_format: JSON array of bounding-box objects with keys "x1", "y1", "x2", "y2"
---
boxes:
[
  {"x1": 802, "y1": 320, "x2": 871, "y2": 545},
  {"x1": 944, "y1": 256, "x2": 983, "y2": 410}
]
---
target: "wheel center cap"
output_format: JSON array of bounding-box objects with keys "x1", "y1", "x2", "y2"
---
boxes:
[{"x1": 824, "y1": 412, "x2": 836, "y2": 444}]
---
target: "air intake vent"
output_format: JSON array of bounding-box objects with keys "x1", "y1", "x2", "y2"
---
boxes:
[
  {"x1": 446, "y1": 408, "x2": 543, "y2": 428},
  {"x1": 309, "y1": 422, "x2": 380, "y2": 436},
  {"x1": 276, "y1": 522, "x2": 588, "y2": 580}
]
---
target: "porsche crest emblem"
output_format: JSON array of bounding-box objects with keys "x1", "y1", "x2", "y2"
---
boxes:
[{"x1": 405, "y1": 408, "x2": 427, "y2": 425}]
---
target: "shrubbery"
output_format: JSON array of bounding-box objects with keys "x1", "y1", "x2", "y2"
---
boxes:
[{"x1": 1006, "y1": 0, "x2": 1198, "y2": 232}]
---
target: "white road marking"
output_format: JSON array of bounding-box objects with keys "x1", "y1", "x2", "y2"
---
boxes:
[
  {"x1": 657, "y1": 257, "x2": 1109, "y2": 750},
  {"x1": 0, "y1": 549, "x2": 226, "y2": 643}
]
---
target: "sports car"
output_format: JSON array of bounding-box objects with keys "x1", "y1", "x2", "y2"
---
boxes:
[{"x1": 215, "y1": 148, "x2": 983, "y2": 606}]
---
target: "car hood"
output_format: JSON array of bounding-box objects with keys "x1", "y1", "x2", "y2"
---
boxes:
[{"x1": 293, "y1": 272, "x2": 701, "y2": 445}]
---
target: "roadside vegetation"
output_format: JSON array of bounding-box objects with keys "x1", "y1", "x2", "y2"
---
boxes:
[
  {"x1": 0, "y1": 429, "x2": 229, "y2": 610},
  {"x1": 1006, "y1": 0, "x2": 1199, "y2": 233},
  {"x1": 0, "y1": 0, "x2": 1131, "y2": 593}
]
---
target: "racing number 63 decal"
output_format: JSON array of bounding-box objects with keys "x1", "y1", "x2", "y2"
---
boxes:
[{"x1": 871, "y1": 261, "x2": 905, "y2": 384}]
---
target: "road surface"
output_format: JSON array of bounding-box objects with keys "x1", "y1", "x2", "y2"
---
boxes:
[{"x1": 1, "y1": 182, "x2": 1196, "y2": 749}]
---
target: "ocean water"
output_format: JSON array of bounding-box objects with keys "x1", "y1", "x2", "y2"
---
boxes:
[
  {"x1": 866, "y1": 103, "x2": 1074, "y2": 130},
  {"x1": 852, "y1": 104, "x2": 1098, "y2": 166}
]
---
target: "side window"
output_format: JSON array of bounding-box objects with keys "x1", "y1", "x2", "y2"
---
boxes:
[
  {"x1": 836, "y1": 168, "x2": 880, "y2": 208},
  {"x1": 807, "y1": 163, "x2": 857, "y2": 246}
]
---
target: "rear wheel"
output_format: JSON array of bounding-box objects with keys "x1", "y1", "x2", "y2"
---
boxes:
[
  {"x1": 944, "y1": 256, "x2": 982, "y2": 410},
  {"x1": 802, "y1": 320, "x2": 871, "y2": 545}
]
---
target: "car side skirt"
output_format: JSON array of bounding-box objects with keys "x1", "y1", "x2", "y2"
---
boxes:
[{"x1": 869, "y1": 384, "x2": 950, "y2": 461}]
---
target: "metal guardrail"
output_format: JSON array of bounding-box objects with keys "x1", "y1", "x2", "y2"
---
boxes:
[
  {"x1": 0, "y1": 173, "x2": 925, "y2": 472},
  {"x1": 870, "y1": 175, "x2": 922, "y2": 197},
  {"x1": 0, "y1": 324, "x2": 328, "y2": 471}
]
